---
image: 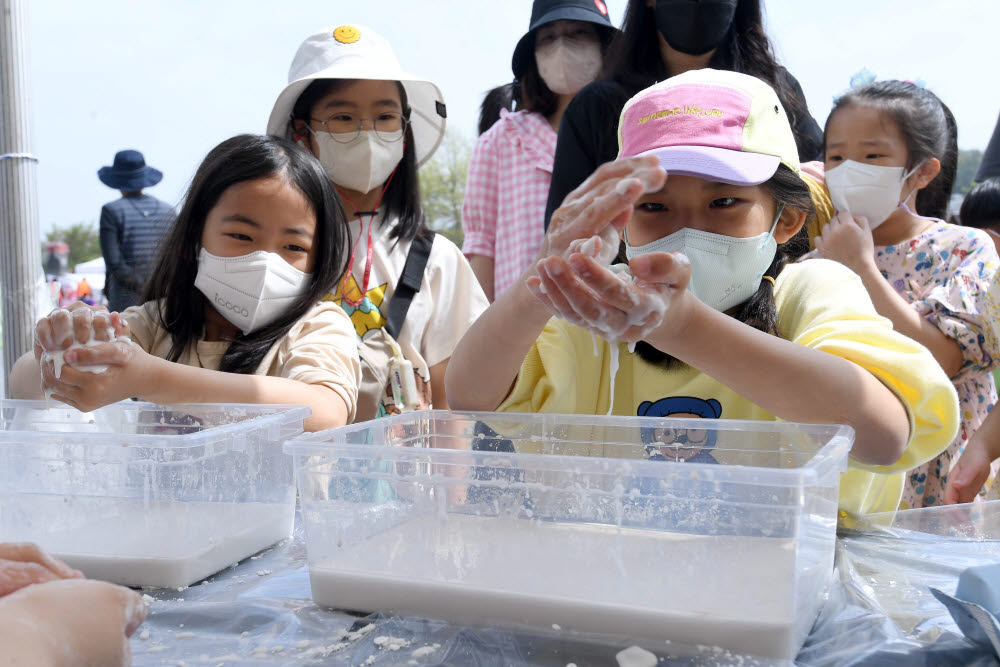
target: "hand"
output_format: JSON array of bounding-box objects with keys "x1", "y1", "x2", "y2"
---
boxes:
[
  {"x1": 41, "y1": 336, "x2": 150, "y2": 412},
  {"x1": 534, "y1": 156, "x2": 667, "y2": 276},
  {"x1": 527, "y1": 246, "x2": 693, "y2": 345},
  {"x1": 33, "y1": 302, "x2": 129, "y2": 362},
  {"x1": 0, "y1": 578, "x2": 147, "y2": 667},
  {"x1": 945, "y1": 437, "x2": 994, "y2": 504},
  {"x1": 814, "y1": 211, "x2": 877, "y2": 274},
  {"x1": 0, "y1": 542, "x2": 84, "y2": 597}
]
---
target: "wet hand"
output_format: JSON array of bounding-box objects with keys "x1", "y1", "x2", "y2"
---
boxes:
[
  {"x1": 535, "y1": 156, "x2": 667, "y2": 275},
  {"x1": 40, "y1": 337, "x2": 149, "y2": 412},
  {"x1": 33, "y1": 303, "x2": 129, "y2": 361},
  {"x1": 814, "y1": 211, "x2": 877, "y2": 274},
  {"x1": 526, "y1": 248, "x2": 692, "y2": 344}
]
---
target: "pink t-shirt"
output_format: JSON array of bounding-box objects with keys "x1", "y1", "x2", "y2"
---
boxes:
[{"x1": 462, "y1": 109, "x2": 557, "y2": 297}]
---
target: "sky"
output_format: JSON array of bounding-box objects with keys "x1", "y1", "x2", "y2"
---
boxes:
[{"x1": 18, "y1": 0, "x2": 1000, "y2": 235}]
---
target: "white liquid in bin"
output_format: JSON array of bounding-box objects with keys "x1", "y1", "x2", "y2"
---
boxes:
[
  {"x1": 308, "y1": 514, "x2": 802, "y2": 659},
  {"x1": 18, "y1": 497, "x2": 291, "y2": 588}
]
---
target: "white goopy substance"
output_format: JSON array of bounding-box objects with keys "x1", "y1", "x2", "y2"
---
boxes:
[
  {"x1": 309, "y1": 514, "x2": 805, "y2": 659},
  {"x1": 13, "y1": 497, "x2": 291, "y2": 588},
  {"x1": 42, "y1": 326, "x2": 119, "y2": 379},
  {"x1": 616, "y1": 646, "x2": 658, "y2": 667}
]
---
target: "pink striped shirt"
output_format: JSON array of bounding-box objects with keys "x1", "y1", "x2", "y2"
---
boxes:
[{"x1": 462, "y1": 109, "x2": 557, "y2": 297}]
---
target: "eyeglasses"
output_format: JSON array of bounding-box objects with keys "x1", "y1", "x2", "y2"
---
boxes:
[{"x1": 306, "y1": 111, "x2": 408, "y2": 144}]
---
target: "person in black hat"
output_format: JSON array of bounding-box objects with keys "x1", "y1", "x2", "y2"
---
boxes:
[
  {"x1": 463, "y1": 0, "x2": 616, "y2": 300},
  {"x1": 97, "y1": 149, "x2": 175, "y2": 312}
]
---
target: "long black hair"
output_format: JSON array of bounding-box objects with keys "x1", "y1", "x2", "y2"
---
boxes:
[
  {"x1": 632, "y1": 164, "x2": 814, "y2": 368},
  {"x1": 826, "y1": 80, "x2": 959, "y2": 220},
  {"x1": 143, "y1": 134, "x2": 350, "y2": 375},
  {"x1": 601, "y1": 0, "x2": 820, "y2": 161},
  {"x1": 290, "y1": 79, "x2": 431, "y2": 244},
  {"x1": 960, "y1": 178, "x2": 1000, "y2": 229}
]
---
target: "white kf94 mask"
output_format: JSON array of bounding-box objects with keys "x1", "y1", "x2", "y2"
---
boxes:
[
  {"x1": 194, "y1": 248, "x2": 311, "y2": 334},
  {"x1": 825, "y1": 159, "x2": 922, "y2": 229}
]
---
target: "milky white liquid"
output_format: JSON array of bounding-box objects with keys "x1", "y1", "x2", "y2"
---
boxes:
[
  {"x1": 308, "y1": 514, "x2": 809, "y2": 659},
  {"x1": 13, "y1": 498, "x2": 291, "y2": 588}
]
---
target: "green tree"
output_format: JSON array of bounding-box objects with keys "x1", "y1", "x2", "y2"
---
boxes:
[
  {"x1": 955, "y1": 149, "x2": 984, "y2": 195},
  {"x1": 419, "y1": 130, "x2": 473, "y2": 246},
  {"x1": 44, "y1": 222, "x2": 102, "y2": 270}
]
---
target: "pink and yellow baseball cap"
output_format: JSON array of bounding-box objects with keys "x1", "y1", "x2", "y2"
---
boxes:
[{"x1": 617, "y1": 68, "x2": 800, "y2": 185}]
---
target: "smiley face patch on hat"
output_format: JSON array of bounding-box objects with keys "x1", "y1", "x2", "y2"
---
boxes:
[{"x1": 333, "y1": 26, "x2": 360, "y2": 44}]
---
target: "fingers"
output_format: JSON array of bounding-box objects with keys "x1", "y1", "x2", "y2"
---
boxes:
[
  {"x1": 63, "y1": 340, "x2": 131, "y2": 369},
  {"x1": 37, "y1": 309, "x2": 73, "y2": 352},
  {"x1": 563, "y1": 156, "x2": 662, "y2": 208},
  {"x1": 629, "y1": 252, "x2": 692, "y2": 287},
  {"x1": 569, "y1": 254, "x2": 640, "y2": 312},
  {"x1": 0, "y1": 543, "x2": 83, "y2": 580},
  {"x1": 92, "y1": 311, "x2": 113, "y2": 342},
  {"x1": 0, "y1": 562, "x2": 61, "y2": 597},
  {"x1": 71, "y1": 308, "x2": 96, "y2": 345},
  {"x1": 110, "y1": 312, "x2": 131, "y2": 339}
]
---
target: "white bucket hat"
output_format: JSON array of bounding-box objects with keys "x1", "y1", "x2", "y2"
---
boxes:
[{"x1": 267, "y1": 25, "x2": 447, "y2": 167}]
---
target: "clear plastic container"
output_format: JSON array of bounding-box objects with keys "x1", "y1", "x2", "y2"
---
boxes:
[
  {"x1": 0, "y1": 400, "x2": 309, "y2": 588},
  {"x1": 286, "y1": 410, "x2": 852, "y2": 660}
]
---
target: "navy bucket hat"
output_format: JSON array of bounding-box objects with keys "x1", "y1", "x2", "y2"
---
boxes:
[
  {"x1": 98, "y1": 150, "x2": 163, "y2": 190},
  {"x1": 511, "y1": 0, "x2": 617, "y2": 79}
]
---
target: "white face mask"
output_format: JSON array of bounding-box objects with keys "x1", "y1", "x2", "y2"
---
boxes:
[
  {"x1": 194, "y1": 248, "x2": 311, "y2": 335},
  {"x1": 312, "y1": 130, "x2": 404, "y2": 194},
  {"x1": 534, "y1": 38, "x2": 602, "y2": 96},
  {"x1": 625, "y1": 204, "x2": 784, "y2": 312},
  {"x1": 826, "y1": 159, "x2": 922, "y2": 229}
]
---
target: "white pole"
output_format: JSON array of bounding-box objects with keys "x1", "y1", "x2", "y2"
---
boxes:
[{"x1": 0, "y1": 0, "x2": 42, "y2": 397}]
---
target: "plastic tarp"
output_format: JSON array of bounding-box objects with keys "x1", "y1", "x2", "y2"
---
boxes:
[{"x1": 131, "y1": 503, "x2": 1000, "y2": 666}]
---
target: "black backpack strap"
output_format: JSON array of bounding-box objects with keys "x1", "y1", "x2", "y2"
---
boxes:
[{"x1": 384, "y1": 234, "x2": 433, "y2": 339}]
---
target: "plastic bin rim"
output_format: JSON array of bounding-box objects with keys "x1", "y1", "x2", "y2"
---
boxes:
[
  {"x1": 0, "y1": 400, "x2": 311, "y2": 448},
  {"x1": 284, "y1": 411, "x2": 853, "y2": 486}
]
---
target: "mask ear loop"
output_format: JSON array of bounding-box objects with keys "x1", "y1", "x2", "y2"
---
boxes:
[{"x1": 898, "y1": 160, "x2": 932, "y2": 218}]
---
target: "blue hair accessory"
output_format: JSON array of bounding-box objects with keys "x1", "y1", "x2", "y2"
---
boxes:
[{"x1": 849, "y1": 67, "x2": 877, "y2": 89}]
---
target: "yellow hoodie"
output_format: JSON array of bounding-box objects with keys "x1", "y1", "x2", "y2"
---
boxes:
[{"x1": 498, "y1": 259, "x2": 959, "y2": 516}]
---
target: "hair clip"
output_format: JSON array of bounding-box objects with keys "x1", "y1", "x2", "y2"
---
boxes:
[
  {"x1": 903, "y1": 78, "x2": 928, "y2": 89},
  {"x1": 849, "y1": 67, "x2": 877, "y2": 89}
]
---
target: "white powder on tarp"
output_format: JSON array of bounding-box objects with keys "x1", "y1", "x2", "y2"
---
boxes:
[
  {"x1": 309, "y1": 514, "x2": 804, "y2": 659},
  {"x1": 616, "y1": 646, "x2": 658, "y2": 667}
]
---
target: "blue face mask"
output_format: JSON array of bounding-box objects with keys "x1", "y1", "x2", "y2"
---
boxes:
[{"x1": 625, "y1": 203, "x2": 784, "y2": 312}]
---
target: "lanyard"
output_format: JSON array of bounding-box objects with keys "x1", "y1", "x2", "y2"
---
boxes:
[{"x1": 336, "y1": 165, "x2": 400, "y2": 308}]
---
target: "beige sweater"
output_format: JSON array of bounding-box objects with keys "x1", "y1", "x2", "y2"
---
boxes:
[{"x1": 122, "y1": 300, "x2": 360, "y2": 420}]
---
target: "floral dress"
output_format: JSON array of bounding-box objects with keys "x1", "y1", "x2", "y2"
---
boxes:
[{"x1": 877, "y1": 221, "x2": 1000, "y2": 508}]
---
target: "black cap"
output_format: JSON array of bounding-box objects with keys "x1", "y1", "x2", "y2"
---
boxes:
[{"x1": 511, "y1": 0, "x2": 616, "y2": 79}]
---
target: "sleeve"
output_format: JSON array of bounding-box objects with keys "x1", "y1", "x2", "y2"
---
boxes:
[
  {"x1": 99, "y1": 205, "x2": 137, "y2": 289},
  {"x1": 910, "y1": 231, "x2": 1000, "y2": 377},
  {"x1": 775, "y1": 260, "x2": 959, "y2": 475},
  {"x1": 419, "y1": 237, "x2": 490, "y2": 369},
  {"x1": 543, "y1": 82, "x2": 623, "y2": 228},
  {"x1": 461, "y1": 127, "x2": 501, "y2": 259},
  {"x1": 120, "y1": 301, "x2": 163, "y2": 354},
  {"x1": 497, "y1": 318, "x2": 583, "y2": 414},
  {"x1": 274, "y1": 302, "x2": 361, "y2": 421},
  {"x1": 777, "y1": 68, "x2": 824, "y2": 162}
]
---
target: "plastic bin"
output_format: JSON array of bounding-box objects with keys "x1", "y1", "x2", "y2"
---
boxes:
[
  {"x1": 286, "y1": 411, "x2": 852, "y2": 660},
  {"x1": 0, "y1": 400, "x2": 309, "y2": 588}
]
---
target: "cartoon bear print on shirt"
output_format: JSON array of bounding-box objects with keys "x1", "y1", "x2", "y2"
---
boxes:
[{"x1": 637, "y1": 396, "x2": 723, "y2": 464}]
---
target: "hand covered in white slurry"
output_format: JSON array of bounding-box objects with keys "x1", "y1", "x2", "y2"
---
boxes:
[{"x1": 525, "y1": 156, "x2": 692, "y2": 344}]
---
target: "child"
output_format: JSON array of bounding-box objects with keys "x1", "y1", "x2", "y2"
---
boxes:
[
  {"x1": 267, "y1": 25, "x2": 488, "y2": 421},
  {"x1": 11, "y1": 134, "x2": 360, "y2": 432},
  {"x1": 463, "y1": 0, "x2": 616, "y2": 300},
  {"x1": 446, "y1": 69, "x2": 959, "y2": 517},
  {"x1": 814, "y1": 80, "x2": 1000, "y2": 508}
]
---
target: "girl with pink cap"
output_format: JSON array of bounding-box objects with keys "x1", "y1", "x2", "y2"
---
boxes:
[{"x1": 447, "y1": 69, "x2": 959, "y2": 518}]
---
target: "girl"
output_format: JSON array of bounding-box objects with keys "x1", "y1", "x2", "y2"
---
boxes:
[
  {"x1": 543, "y1": 0, "x2": 824, "y2": 228},
  {"x1": 11, "y1": 134, "x2": 360, "y2": 432},
  {"x1": 267, "y1": 25, "x2": 488, "y2": 421},
  {"x1": 446, "y1": 69, "x2": 959, "y2": 517},
  {"x1": 814, "y1": 80, "x2": 1000, "y2": 508},
  {"x1": 463, "y1": 0, "x2": 616, "y2": 300}
]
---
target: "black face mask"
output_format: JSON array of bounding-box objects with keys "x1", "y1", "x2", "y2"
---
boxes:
[{"x1": 653, "y1": 0, "x2": 738, "y2": 56}]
